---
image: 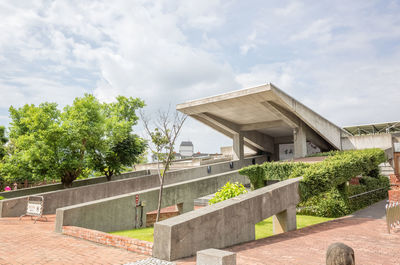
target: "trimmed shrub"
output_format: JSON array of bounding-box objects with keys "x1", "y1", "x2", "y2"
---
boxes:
[
  {"x1": 239, "y1": 148, "x2": 387, "y2": 217},
  {"x1": 209, "y1": 182, "x2": 247, "y2": 205},
  {"x1": 239, "y1": 162, "x2": 309, "y2": 190},
  {"x1": 298, "y1": 188, "x2": 350, "y2": 218},
  {"x1": 300, "y1": 149, "x2": 386, "y2": 201},
  {"x1": 238, "y1": 165, "x2": 265, "y2": 190},
  {"x1": 0, "y1": 196, "x2": 3, "y2": 200}
]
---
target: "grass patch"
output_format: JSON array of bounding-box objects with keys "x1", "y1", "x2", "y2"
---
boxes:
[
  {"x1": 255, "y1": 214, "x2": 334, "y2": 240},
  {"x1": 110, "y1": 214, "x2": 334, "y2": 242},
  {"x1": 110, "y1": 226, "x2": 154, "y2": 242}
]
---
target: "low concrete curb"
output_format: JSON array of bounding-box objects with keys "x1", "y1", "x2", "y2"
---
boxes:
[{"x1": 62, "y1": 226, "x2": 153, "y2": 256}]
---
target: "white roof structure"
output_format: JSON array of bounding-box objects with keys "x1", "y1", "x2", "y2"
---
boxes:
[
  {"x1": 343, "y1": 121, "x2": 400, "y2": 135},
  {"x1": 177, "y1": 84, "x2": 345, "y2": 158}
]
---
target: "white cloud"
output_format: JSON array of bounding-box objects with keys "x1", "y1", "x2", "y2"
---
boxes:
[
  {"x1": 273, "y1": 1, "x2": 303, "y2": 17},
  {"x1": 1, "y1": 0, "x2": 400, "y2": 153}
]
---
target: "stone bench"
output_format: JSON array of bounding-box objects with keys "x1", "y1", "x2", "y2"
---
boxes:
[{"x1": 196, "y1": 248, "x2": 236, "y2": 265}]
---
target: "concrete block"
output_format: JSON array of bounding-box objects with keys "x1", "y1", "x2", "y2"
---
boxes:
[{"x1": 196, "y1": 248, "x2": 236, "y2": 265}]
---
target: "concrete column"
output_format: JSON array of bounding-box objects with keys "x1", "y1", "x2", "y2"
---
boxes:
[
  {"x1": 272, "y1": 205, "x2": 297, "y2": 234},
  {"x1": 177, "y1": 201, "x2": 194, "y2": 214},
  {"x1": 293, "y1": 124, "x2": 307, "y2": 159},
  {"x1": 233, "y1": 132, "x2": 244, "y2": 163}
]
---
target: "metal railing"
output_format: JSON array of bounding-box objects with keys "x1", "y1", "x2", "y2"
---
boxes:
[
  {"x1": 386, "y1": 202, "x2": 400, "y2": 233},
  {"x1": 348, "y1": 187, "x2": 387, "y2": 199}
]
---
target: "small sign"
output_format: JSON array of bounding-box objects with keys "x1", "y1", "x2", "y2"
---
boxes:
[
  {"x1": 135, "y1": 194, "x2": 139, "y2": 206},
  {"x1": 19, "y1": 195, "x2": 47, "y2": 223},
  {"x1": 27, "y1": 201, "x2": 42, "y2": 216}
]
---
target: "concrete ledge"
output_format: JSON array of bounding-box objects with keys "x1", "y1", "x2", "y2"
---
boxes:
[
  {"x1": 153, "y1": 177, "x2": 301, "y2": 261},
  {"x1": 1, "y1": 155, "x2": 266, "y2": 218},
  {"x1": 54, "y1": 170, "x2": 253, "y2": 233},
  {"x1": 197, "y1": 248, "x2": 236, "y2": 265},
  {"x1": 0, "y1": 170, "x2": 150, "y2": 199}
]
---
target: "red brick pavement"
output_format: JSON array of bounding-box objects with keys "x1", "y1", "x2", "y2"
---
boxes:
[
  {"x1": 177, "y1": 217, "x2": 400, "y2": 265},
  {"x1": 0, "y1": 215, "x2": 147, "y2": 265},
  {"x1": 2, "y1": 210, "x2": 400, "y2": 264}
]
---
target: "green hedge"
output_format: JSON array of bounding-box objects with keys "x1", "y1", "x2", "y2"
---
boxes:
[
  {"x1": 298, "y1": 187, "x2": 350, "y2": 217},
  {"x1": 300, "y1": 149, "x2": 386, "y2": 201},
  {"x1": 239, "y1": 162, "x2": 309, "y2": 190},
  {"x1": 239, "y1": 148, "x2": 387, "y2": 217},
  {"x1": 348, "y1": 176, "x2": 389, "y2": 211}
]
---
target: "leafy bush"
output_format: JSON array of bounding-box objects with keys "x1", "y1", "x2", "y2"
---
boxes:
[
  {"x1": 306, "y1": 150, "x2": 344, "y2": 157},
  {"x1": 0, "y1": 196, "x2": 4, "y2": 200},
  {"x1": 348, "y1": 176, "x2": 389, "y2": 211},
  {"x1": 209, "y1": 182, "x2": 247, "y2": 205},
  {"x1": 239, "y1": 162, "x2": 309, "y2": 190},
  {"x1": 239, "y1": 148, "x2": 387, "y2": 217},
  {"x1": 298, "y1": 188, "x2": 350, "y2": 217},
  {"x1": 300, "y1": 148, "x2": 386, "y2": 201},
  {"x1": 237, "y1": 165, "x2": 265, "y2": 190}
]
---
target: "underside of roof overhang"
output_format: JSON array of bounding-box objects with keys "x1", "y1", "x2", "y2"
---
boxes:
[{"x1": 177, "y1": 83, "x2": 344, "y2": 152}]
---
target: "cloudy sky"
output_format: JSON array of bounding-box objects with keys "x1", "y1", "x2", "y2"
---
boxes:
[{"x1": 1, "y1": 0, "x2": 400, "y2": 153}]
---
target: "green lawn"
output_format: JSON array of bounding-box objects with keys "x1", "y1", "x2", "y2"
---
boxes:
[
  {"x1": 110, "y1": 215, "x2": 334, "y2": 242},
  {"x1": 255, "y1": 215, "x2": 334, "y2": 240},
  {"x1": 110, "y1": 226, "x2": 155, "y2": 242}
]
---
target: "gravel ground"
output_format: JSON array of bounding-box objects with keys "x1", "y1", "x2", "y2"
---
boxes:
[{"x1": 124, "y1": 258, "x2": 176, "y2": 265}]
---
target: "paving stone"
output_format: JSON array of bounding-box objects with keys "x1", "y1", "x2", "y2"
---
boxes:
[
  {"x1": 0, "y1": 215, "x2": 147, "y2": 264},
  {"x1": 125, "y1": 258, "x2": 176, "y2": 265},
  {"x1": 177, "y1": 216, "x2": 400, "y2": 265}
]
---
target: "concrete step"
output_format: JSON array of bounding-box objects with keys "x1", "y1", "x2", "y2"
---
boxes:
[{"x1": 379, "y1": 162, "x2": 395, "y2": 176}]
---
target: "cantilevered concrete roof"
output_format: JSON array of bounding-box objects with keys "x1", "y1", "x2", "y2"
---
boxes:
[{"x1": 177, "y1": 84, "x2": 345, "y2": 153}]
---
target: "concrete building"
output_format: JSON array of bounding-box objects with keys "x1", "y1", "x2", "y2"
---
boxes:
[{"x1": 177, "y1": 83, "x2": 400, "y2": 173}]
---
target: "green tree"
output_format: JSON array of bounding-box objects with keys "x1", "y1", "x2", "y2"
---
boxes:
[
  {"x1": 1, "y1": 103, "x2": 61, "y2": 184},
  {"x1": 57, "y1": 94, "x2": 104, "y2": 187},
  {"x1": 88, "y1": 96, "x2": 146, "y2": 180},
  {"x1": 1, "y1": 94, "x2": 146, "y2": 188},
  {"x1": 0, "y1": 126, "x2": 7, "y2": 159}
]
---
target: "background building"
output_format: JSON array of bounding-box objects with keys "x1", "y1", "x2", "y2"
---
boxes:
[{"x1": 179, "y1": 141, "x2": 194, "y2": 158}]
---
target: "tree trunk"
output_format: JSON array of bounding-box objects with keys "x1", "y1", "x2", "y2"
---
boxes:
[
  {"x1": 155, "y1": 174, "x2": 165, "y2": 222},
  {"x1": 62, "y1": 172, "x2": 77, "y2": 188},
  {"x1": 105, "y1": 171, "x2": 113, "y2": 181},
  {"x1": 62, "y1": 179, "x2": 73, "y2": 188}
]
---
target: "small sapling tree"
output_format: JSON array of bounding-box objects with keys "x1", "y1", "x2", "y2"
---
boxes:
[{"x1": 142, "y1": 109, "x2": 187, "y2": 222}]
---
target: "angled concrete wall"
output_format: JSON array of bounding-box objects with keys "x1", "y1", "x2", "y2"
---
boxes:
[
  {"x1": 0, "y1": 170, "x2": 150, "y2": 199},
  {"x1": 152, "y1": 177, "x2": 301, "y2": 261},
  {"x1": 1, "y1": 156, "x2": 266, "y2": 218},
  {"x1": 54, "y1": 170, "x2": 252, "y2": 233},
  {"x1": 341, "y1": 134, "x2": 393, "y2": 150}
]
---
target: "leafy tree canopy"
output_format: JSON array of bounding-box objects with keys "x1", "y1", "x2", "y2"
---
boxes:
[{"x1": 0, "y1": 94, "x2": 146, "y2": 188}]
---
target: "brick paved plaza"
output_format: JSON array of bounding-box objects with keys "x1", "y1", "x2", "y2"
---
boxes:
[
  {"x1": 0, "y1": 215, "x2": 146, "y2": 265},
  {"x1": 1, "y1": 201, "x2": 400, "y2": 265}
]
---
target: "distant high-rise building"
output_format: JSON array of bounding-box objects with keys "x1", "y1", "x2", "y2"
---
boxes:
[{"x1": 179, "y1": 141, "x2": 194, "y2": 157}]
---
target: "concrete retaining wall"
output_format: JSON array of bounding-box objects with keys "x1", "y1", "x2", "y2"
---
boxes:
[
  {"x1": 153, "y1": 177, "x2": 301, "y2": 261},
  {"x1": 54, "y1": 170, "x2": 252, "y2": 233},
  {"x1": 342, "y1": 134, "x2": 393, "y2": 151},
  {"x1": 1, "y1": 156, "x2": 266, "y2": 218},
  {"x1": 0, "y1": 170, "x2": 150, "y2": 199}
]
